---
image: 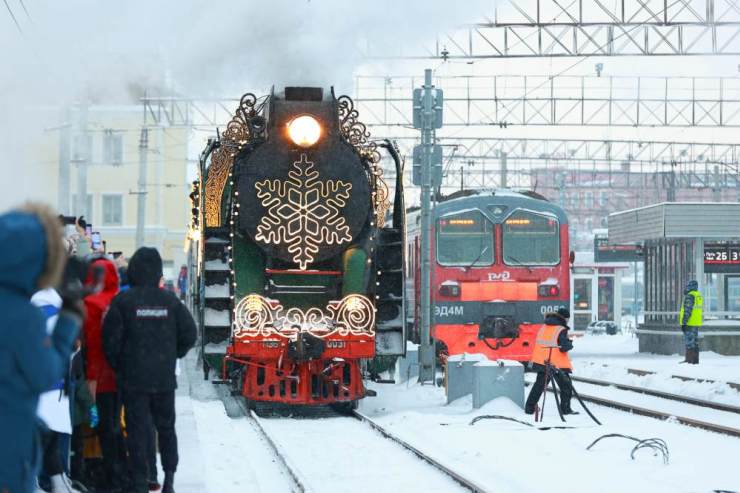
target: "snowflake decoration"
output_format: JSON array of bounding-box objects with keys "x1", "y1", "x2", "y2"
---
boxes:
[{"x1": 255, "y1": 154, "x2": 353, "y2": 270}]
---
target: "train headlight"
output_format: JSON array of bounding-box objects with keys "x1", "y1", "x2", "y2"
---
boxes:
[{"x1": 287, "y1": 115, "x2": 322, "y2": 148}]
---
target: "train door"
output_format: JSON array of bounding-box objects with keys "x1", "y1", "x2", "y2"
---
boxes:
[{"x1": 572, "y1": 273, "x2": 597, "y2": 330}]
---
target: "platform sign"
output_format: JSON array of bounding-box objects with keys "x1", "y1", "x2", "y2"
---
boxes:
[
  {"x1": 594, "y1": 237, "x2": 643, "y2": 262},
  {"x1": 704, "y1": 242, "x2": 740, "y2": 273}
]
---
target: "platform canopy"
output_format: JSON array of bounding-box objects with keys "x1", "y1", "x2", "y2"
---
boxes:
[{"x1": 608, "y1": 202, "x2": 740, "y2": 244}]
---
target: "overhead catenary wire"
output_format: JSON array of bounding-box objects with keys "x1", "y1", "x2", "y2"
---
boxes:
[
  {"x1": 3, "y1": 0, "x2": 23, "y2": 35},
  {"x1": 16, "y1": 0, "x2": 30, "y2": 22}
]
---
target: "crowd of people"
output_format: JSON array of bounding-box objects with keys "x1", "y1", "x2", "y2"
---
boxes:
[{"x1": 0, "y1": 204, "x2": 197, "y2": 493}]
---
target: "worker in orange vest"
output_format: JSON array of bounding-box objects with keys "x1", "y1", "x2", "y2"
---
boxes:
[{"x1": 525, "y1": 307, "x2": 577, "y2": 415}]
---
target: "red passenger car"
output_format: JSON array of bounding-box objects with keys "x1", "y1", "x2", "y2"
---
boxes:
[{"x1": 408, "y1": 190, "x2": 570, "y2": 361}]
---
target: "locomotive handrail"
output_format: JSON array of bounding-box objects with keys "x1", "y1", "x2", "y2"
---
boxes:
[{"x1": 266, "y1": 268, "x2": 342, "y2": 276}]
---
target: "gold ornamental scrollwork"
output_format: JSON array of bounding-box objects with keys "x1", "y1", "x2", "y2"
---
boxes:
[
  {"x1": 204, "y1": 93, "x2": 257, "y2": 227},
  {"x1": 336, "y1": 95, "x2": 391, "y2": 225},
  {"x1": 233, "y1": 294, "x2": 376, "y2": 340}
]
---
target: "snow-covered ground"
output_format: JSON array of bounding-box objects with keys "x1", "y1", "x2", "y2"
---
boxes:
[
  {"x1": 361, "y1": 380, "x2": 740, "y2": 493},
  {"x1": 572, "y1": 333, "x2": 740, "y2": 406},
  {"x1": 168, "y1": 336, "x2": 740, "y2": 493}
]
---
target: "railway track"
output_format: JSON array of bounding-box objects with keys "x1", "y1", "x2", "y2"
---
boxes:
[
  {"x1": 555, "y1": 376, "x2": 740, "y2": 438},
  {"x1": 624, "y1": 367, "x2": 740, "y2": 392},
  {"x1": 570, "y1": 375, "x2": 740, "y2": 414},
  {"x1": 233, "y1": 398, "x2": 489, "y2": 493}
]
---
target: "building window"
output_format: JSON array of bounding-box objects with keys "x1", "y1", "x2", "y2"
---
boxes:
[
  {"x1": 72, "y1": 134, "x2": 93, "y2": 162},
  {"x1": 599, "y1": 191, "x2": 609, "y2": 207},
  {"x1": 584, "y1": 191, "x2": 594, "y2": 208},
  {"x1": 103, "y1": 130, "x2": 123, "y2": 166},
  {"x1": 102, "y1": 194, "x2": 123, "y2": 226},
  {"x1": 569, "y1": 192, "x2": 579, "y2": 209},
  {"x1": 71, "y1": 194, "x2": 93, "y2": 222},
  {"x1": 585, "y1": 217, "x2": 593, "y2": 232}
]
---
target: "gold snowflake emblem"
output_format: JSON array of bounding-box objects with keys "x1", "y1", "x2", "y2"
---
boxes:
[{"x1": 255, "y1": 154, "x2": 353, "y2": 270}]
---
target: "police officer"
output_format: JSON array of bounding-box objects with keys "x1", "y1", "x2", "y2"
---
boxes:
[
  {"x1": 679, "y1": 279, "x2": 703, "y2": 365},
  {"x1": 103, "y1": 247, "x2": 196, "y2": 493},
  {"x1": 525, "y1": 307, "x2": 576, "y2": 416}
]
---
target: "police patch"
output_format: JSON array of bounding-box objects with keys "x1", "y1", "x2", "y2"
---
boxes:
[{"x1": 136, "y1": 307, "x2": 169, "y2": 319}]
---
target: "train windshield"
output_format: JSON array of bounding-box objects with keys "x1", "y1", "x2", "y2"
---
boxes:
[
  {"x1": 502, "y1": 210, "x2": 560, "y2": 266},
  {"x1": 436, "y1": 210, "x2": 494, "y2": 267}
]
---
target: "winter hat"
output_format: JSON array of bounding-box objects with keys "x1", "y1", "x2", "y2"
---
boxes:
[{"x1": 557, "y1": 307, "x2": 571, "y2": 319}]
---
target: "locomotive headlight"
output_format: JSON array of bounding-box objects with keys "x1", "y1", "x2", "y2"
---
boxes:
[{"x1": 287, "y1": 115, "x2": 322, "y2": 148}]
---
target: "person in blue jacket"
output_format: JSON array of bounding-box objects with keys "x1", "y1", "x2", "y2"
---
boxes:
[{"x1": 0, "y1": 203, "x2": 81, "y2": 493}]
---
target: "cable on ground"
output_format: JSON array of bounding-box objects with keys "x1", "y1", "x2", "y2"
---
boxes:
[{"x1": 586, "y1": 433, "x2": 669, "y2": 464}]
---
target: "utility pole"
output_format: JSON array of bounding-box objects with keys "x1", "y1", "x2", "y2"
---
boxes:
[
  {"x1": 413, "y1": 69, "x2": 443, "y2": 384},
  {"x1": 57, "y1": 107, "x2": 71, "y2": 214},
  {"x1": 75, "y1": 101, "x2": 89, "y2": 219},
  {"x1": 135, "y1": 128, "x2": 149, "y2": 248}
]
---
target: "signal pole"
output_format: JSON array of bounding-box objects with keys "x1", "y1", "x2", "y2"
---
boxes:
[
  {"x1": 413, "y1": 69, "x2": 443, "y2": 384},
  {"x1": 135, "y1": 128, "x2": 149, "y2": 248}
]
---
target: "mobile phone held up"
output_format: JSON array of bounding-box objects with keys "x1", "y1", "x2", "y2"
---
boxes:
[{"x1": 91, "y1": 232, "x2": 102, "y2": 250}]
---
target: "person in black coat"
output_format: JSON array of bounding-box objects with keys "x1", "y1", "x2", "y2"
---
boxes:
[{"x1": 102, "y1": 247, "x2": 196, "y2": 493}]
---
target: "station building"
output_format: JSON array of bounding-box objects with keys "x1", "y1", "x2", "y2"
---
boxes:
[{"x1": 609, "y1": 202, "x2": 740, "y2": 355}]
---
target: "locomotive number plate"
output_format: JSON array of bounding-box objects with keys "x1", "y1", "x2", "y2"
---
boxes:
[
  {"x1": 263, "y1": 341, "x2": 281, "y2": 348},
  {"x1": 327, "y1": 341, "x2": 346, "y2": 349}
]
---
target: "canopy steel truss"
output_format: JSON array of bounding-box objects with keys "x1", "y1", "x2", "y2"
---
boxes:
[
  {"x1": 363, "y1": 0, "x2": 740, "y2": 58},
  {"x1": 355, "y1": 74, "x2": 740, "y2": 127},
  {"x1": 385, "y1": 136, "x2": 740, "y2": 189}
]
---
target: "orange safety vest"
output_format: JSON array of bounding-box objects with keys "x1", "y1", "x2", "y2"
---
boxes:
[{"x1": 530, "y1": 324, "x2": 572, "y2": 370}]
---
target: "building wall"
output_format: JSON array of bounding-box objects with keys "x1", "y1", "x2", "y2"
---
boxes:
[
  {"x1": 530, "y1": 167, "x2": 740, "y2": 250},
  {"x1": 37, "y1": 105, "x2": 191, "y2": 280}
]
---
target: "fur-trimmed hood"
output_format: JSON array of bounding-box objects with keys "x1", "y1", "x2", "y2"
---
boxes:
[{"x1": 0, "y1": 203, "x2": 66, "y2": 296}]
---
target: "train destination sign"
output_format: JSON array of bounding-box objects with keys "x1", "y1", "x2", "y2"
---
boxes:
[
  {"x1": 594, "y1": 237, "x2": 643, "y2": 262},
  {"x1": 704, "y1": 243, "x2": 740, "y2": 273}
]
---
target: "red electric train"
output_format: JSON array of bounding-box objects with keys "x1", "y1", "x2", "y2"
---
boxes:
[{"x1": 407, "y1": 190, "x2": 571, "y2": 362}]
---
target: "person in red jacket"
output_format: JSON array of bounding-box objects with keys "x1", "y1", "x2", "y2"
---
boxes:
[{"x1": 83, "y1": 258, "x2": 124, "y2": 491}]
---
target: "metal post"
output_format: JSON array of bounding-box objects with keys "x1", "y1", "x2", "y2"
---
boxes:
[
  {"x1": 75, "y1": 102, "x2": 89, "y2": 219},
  {"x1": 135, "y1": 128, "x2": 149, "y2": 249},
  {"x1": 500, "y1": 151, "x2": 508, "y2": 188},
  {"x1": 418, "y1": 69, "x2": 436, "y2": 384},
  {"x1": 695, "y1": 237, "x2": 705, "y2": 298},
  {"x1": 57, "y1": 107, "x2": 71, "y2": 214},
  {"x1": 633, "y1": 261, "x2": 639, "y2": 328}
]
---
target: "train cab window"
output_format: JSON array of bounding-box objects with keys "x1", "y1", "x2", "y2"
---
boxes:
[
  {"x1": 436, "y1": 210, "x2": 494, "y2": 267},
  {"x1": 502, "y1": 210, "x2": 560, "y2": 266}
]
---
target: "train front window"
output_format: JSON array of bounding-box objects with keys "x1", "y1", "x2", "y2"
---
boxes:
[
  {"x1": 436, "y1": 211, "x2": 494, "y2": 267},
  {"x1": 502, "y1": 210, "x2": 560, "y2": 266}
]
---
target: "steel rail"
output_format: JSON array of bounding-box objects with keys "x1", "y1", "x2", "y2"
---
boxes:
[
  {"x1": 570, "y1": 375, "x2": 740, "y2": 414},
  {"x1": 233, "y1": 398, "x2": 310, "y2": 493},
  {"x1": 625, "y1": 367, "x2": 740, "y2": 391},
  {"x1": 573, "y1": 391, "x2": 740, "y2": 438},
  {"x1": 352, "y1": 410, "x2": 491, "y2": 493}
]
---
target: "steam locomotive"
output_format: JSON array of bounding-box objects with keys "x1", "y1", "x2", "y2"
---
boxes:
[{"x1": 189, "y1": 87, "x2": 406, "y2": 408}]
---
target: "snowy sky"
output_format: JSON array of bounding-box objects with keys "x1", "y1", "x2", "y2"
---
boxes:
[{"x1": 1, "y1": 0, "x2": 739, "y2": 210}]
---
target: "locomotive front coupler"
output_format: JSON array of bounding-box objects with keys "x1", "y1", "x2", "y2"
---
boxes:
[{"x1": 287, "y1": 329, "x2": 326, "y2": 362}]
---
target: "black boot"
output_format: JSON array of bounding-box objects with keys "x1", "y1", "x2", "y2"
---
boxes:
[
  {"x1": 560, "y1": 401, "x2": 579, "y2": 415},
  {"x1": 691, "y1": 349, "x2": 700, "y2": 364},
  {"x1": 162, "y1": 471, "x2": 175, "y2": 493}
]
